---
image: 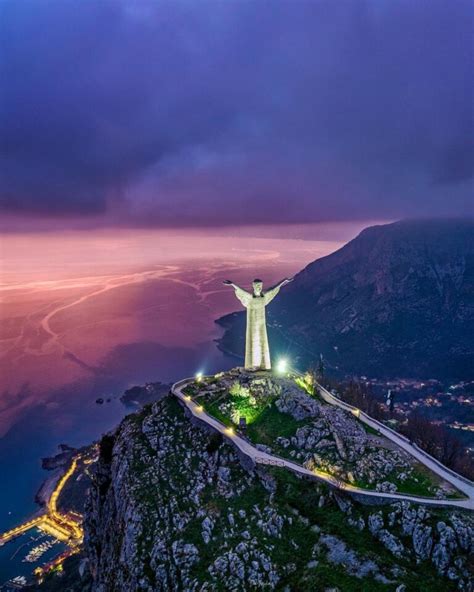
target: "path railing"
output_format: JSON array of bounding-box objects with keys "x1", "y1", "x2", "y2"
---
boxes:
[
  {"x1": 254, "y1": 456, "x2": 286, "y2": 467},
  {"x1": 314, "y1": 380, "x2": 474, "y2": 488},
  {"x1": 171, "y1": 376, "x2": 473, "y2": 507}
]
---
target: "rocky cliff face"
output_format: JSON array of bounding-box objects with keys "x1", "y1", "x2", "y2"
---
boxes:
[
  {"x1": 218, "y1": 219, "x2": 474, "y2": 379},
  {"x1": 82, "y1": 393, "x2": 474, "y2": 591}
]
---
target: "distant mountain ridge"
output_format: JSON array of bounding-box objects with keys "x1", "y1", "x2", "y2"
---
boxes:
[{"x1": 217, "y1": 219, "x2": 474, "y2": 380}]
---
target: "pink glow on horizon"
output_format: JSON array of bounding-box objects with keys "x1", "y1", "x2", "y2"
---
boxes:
[
  {"x1": 0, "y1": 222, "x2": 374, "y2": 436},
  {"x1": 0, "y1": 222, "x2": 373, "y2": 284}
]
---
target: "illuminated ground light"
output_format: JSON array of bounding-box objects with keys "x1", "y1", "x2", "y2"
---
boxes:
[
  {"x1": 195, "y1": 371, "x2": 203, "y2": 383},
  {"x1": 184, "y1": 395, "x2": 191, "y2": 401},
  {"x1": 225, "y1": 427, "x2": 235, "y2": 436},
  {"x1": 276, "y1": 358, "x2": 288, "y2": 374},
  {"x1": 196, "y1": 405, "x2": 204, "y2": 412}
]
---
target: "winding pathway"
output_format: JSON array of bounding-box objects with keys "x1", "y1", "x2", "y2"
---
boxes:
[{"x1": 172, "y1": 377, "x2": 474, "y2": 510}]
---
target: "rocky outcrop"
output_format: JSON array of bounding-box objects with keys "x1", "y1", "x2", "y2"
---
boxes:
[
  {"x1": 82, "y1": 393, "x2": 474, "y2": 592},
  {"x1": 333, "y1": 496, "x2": 474, "y2": 586},
  {"x1": 41, "y1": 444, "x2": 77, "y2": 470},
  {"x1": 318, "y1": 534, "x2": 388, "y2": 581},
  {"x1": 275, "y1": 386, "x2": 320, "y2": 420},
  {"x1": 84, "y1": 396, "x2": 314, "y2": 591},
  {"x1": 383, "y1": 502, "x2": 474, "y2": 582},
  {"x1": 197, "y1": 370, "x2": 453, "y2": 498},
  {"x1": 120, "y1": 381, "x2": 171, "y2": 407},
  {"x1": 272, "y1": 379, "x2": 416, "y2": 490}
]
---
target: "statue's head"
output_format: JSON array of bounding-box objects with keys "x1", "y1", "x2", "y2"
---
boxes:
[{"x1": 252, "y1": 279, "x2": 263, "y2": 296}]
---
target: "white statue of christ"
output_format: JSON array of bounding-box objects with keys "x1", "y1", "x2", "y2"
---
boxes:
[{"x1": 223, "y1": 277, "x2": 293, "y2": 370}]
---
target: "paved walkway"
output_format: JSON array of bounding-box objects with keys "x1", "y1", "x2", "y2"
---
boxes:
[
  {"x1": 313, "y1": 380, "x2": 474, "y2": 494},
  {"x1": 172, "y1": 378, "x2": 474, "y2": 510}
]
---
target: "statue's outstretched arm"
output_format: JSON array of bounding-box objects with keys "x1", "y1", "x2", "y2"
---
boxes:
[
  {"x1": 223, "y1": 280, "x2": 251, "y2": 307},
  {"x1": 264, "y1": 277, "x2": 293, "y2": 305}
]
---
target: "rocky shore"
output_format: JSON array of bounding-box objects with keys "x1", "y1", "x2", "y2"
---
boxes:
[
  {"x1": 34, "y1": 445, "x2": 78, "y2": 507},
  {"x1": 120, "y1": 382, "x2": 171, "y2": 408}
]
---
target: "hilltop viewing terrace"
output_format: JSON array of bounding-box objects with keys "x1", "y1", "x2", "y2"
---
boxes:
[{"x1": 181, "y1": 368, "x2": 469, "y2": 503}]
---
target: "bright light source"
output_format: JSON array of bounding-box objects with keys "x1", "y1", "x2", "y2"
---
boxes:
[
  {"x1": 184, "y1": 395, "x2": 191, "y2": 401},
  {"x1": 196, "y1": 405, "x2": 204, "y2": 412},
  {"x1": 195, "y1": 372, "x2": 203, "y2": 382},
  {"x1": 276, "y1": 358, "x2": 288, "y2": 374},
  {"x1": 225, "y1": 427, "x2": 235, "y2": 436}
]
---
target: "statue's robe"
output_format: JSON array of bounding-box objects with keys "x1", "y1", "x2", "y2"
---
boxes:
[{"x1": 233, "y1": 285, "x2": 281, "y2": 370}]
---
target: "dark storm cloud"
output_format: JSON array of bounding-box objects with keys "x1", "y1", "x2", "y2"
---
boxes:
[{"x1": 0, "y1": 0, "x2": 472, "y2": 226}]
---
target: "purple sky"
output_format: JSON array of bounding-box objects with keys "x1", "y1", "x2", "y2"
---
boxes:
[{"x1": 0, "y1": 0, "x2": 472, "y2": 229}]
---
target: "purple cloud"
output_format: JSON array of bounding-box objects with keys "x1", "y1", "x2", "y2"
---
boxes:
[{"x1": 0, "y1": 0, "x2": 472, "y2": 227}]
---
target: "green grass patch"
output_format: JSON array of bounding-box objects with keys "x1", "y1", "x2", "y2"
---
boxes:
[
  {"x1": 391, "y1": 464, "x2": 466, "y2": 499},
  {"x1": 199, "y1": 383, "x2": 275, "y2": 427},
  {"x1": 352, "y1": 461, "x2": 465, "y2": 499},
  {"x1": 391, "y1": 467, "x2": 444, "y2": 497},
  {"x1": 446, "y1": 491, "x2": 467, "y2": 500},
  {"x1": 246, "y1": 403, "x2": 311, "y2": 447},
  {"x1": 361, "y1": 422, "x2": 381, "y2": 436},
  {"x1": 201, "y1": 400, "x2": 234, "y2": 427},
  {"x1": 183, "y1": 384, "x2": 199, "y2": 396}
]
